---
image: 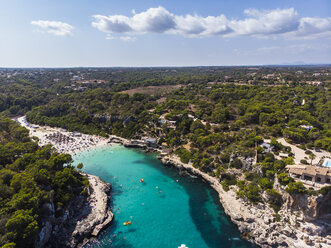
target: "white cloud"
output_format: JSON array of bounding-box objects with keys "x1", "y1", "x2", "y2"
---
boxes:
[
  {"x1": 92, "y1": 7, "x2": 175, "y2": 34},
  {"x1": 288, "y1": 17, "x2": 331, "y2": 39},
  {"x1": 228, "y1": 8, "x2": 300, "y2": 36},
  {"x1": 120, "y1": 36, "x2": 137, "y2": 42},
  {"x1": 91, "y1": 7, "x2": 331, "y2": 39},
  {"x1": 131, "y1": 6, "x2": 175, "y2": 33},
  {"x1": 105, "y1": 34, "x2": 137, "y2": 42},
  {"x1": 92, "y1": 15, "x2": 133, "y2": 33},
  {"x1": 174, "y1": 14, "x2": 231, "y2": 36},
  {"x1": 31, "y1": 20, "x2": 74, "y2": 36}
]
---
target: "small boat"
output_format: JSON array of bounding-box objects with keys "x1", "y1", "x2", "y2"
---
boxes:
[
  {"x1": 140, "y1": 179, "x2": 144, "y2": 183},
  {"x1": 123, "y1": 221, "x2": 131, "y2": 226}
]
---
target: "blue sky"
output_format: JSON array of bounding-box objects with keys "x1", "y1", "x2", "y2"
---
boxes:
[{"x1": 0, "y1": 0, "x2": 330, "y2": 67}]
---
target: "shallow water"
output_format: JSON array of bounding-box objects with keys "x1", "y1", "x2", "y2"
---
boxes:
[{"x1": 73, "y1": 145, "x2": 255, "y2": 248}]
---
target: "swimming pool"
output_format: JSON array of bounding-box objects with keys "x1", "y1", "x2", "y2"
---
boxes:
[{"x1": 323, "y1": 159, "x2": 331, "y2": 167}]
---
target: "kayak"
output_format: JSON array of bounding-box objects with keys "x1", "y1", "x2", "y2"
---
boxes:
[{"x1": 123, "y1": 221, "x2": 132, "y2": 226}]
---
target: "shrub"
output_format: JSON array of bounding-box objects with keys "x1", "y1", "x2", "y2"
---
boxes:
[
  {"x1": 221, "y1": 181, "x2": 230, "y2": 191},
  {"x1": 1, "y1": 243, "x2": 16, "y2": 248},
  {"x1": 300, "y1": 159, "x2": 309, "y2": 165},
  {"x1": 175, "y1": 148, "x2": 192, "y2": 164},
  {"x1": 245, "y1": 172, "x2": 258, "y2": 181},
  {"x1": 282, "y1": 157, "x2": 294, "y2": 165},
  {"x1": 237, "y1": 183, "x2": 261, "y2": 204},
  {"x1": 286, "y1": 182, "x2": 307, "y2": 194},
  {"x1": 245, "y1": 184, "x2": 261, "y2": 203},
  {"x1": 274, "y1": 160, "x2": 286, "y2": 172},
  {"x1": 277, "y1": 173, "x2": 294, "y2": 186},
  {"x1": 319, "y1": 186, "x2": 331, "y2": 196},
  {"x1": 236, "y1": 180, "x2": 246, "y2": 190},
  {"x1": 230, "y1": 158, "x2": 242, "y2": 169},
  {"x1": 273, "y1": 213, "x2": 281, "y2": 222},
  {"x1": 220, "y1": 153, "x2": 230, "y2": 163},
  {"x1": 221, "y1": 173, "x2": 237, "y2": 185},
  {"x1": 259, "y1": 177, "x2": 273, "y2": 190},
  {"x1": 221, "y1": 173, "x2": 237, "y2": 191},
  {"x1": 270, "y1": 138, "x2": 282, "y2": 151},
  {"x1": 298, "y1": 144, "x2": 306, "y2": 150},
  {"x1": 266, "y1": 189, "x2": 283, "y2": 212},
  {"x1": 215, "y1": 166, "x2": 225, "y2": 177}
]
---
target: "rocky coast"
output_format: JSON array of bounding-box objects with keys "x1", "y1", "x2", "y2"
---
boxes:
[
  {"x1": 15, "y1": 117, "x2": 330, "y2": 247},
  {"x1": 15, "y1": 116, "x2": 114, "y2": 247},
  {"x1": 161, "y1": 155, "x2": 331, "y2": 248},
  {"x1": 35, "y1": 174, "x2": 113, "y2": 248},
  {"x1": 103, "y1": 136, "x2": 331, "y2": 247}
]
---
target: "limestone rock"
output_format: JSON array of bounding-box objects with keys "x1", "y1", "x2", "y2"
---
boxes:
[
  {"x1": 160, "y1": 154, "x2": 331, "y2": 248},
  {"x1": 35, "y1": 221, "x2": 52, "y2": 248}
]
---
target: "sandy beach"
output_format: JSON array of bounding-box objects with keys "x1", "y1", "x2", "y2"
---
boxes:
[
  {"x1": 16, "y1": 116, "x2": 109, "y2": 155},
  {"x1": 16, "y1": 116, "x2": 115, "y2": 247}
]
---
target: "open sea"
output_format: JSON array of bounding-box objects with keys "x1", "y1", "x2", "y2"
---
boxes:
[{"x1": 73, "y1": 145, "x2": 255, "y2": 248}]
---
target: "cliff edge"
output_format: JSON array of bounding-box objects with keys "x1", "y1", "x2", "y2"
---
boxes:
[
  {"x1": 161, "y1": 155, "x2": 331, "y2": 248},
  {"x1": 35, "y1": 174, "x2": 113, "y2": 248}
]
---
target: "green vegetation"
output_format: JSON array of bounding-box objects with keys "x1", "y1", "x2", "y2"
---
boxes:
[
  {"x1": 285, "y1": 182, "x2": 308, "y2": 194},
  {"x1": 220, "y1": 173, "x2": 237, "y2": 191},
  {"x1": 277, "y1": 173, "x2": 294, "y2": 186},
  {"x1": 266, "y1": 189, "x2": 283, "y2": 212},
  {"x1": 0, "y1": 118, "x2": 88, "y2": 248},
  {"x1": 0, "y1": 67, "x2": 330, "y2": 238},
  {"x1": 175, "y1": 148, "x2": 192, "y2": 164},
  {"x1": 319, "y1": 186, "x2": 331, "y2": 196},
  {"x1": 237, "y1": 182, "x2": 261, "y2": 204}
]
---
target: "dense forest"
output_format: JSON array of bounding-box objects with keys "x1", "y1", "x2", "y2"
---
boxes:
[
  {"x1": 26, "y1": 83, "x2": 331, "y2": 151},
  {"x1": 0, "y1": 118, "x2": 88, "y2": 248},
  {"x1": 1, "y1": 66, "x2": 330, "y2": 116}
]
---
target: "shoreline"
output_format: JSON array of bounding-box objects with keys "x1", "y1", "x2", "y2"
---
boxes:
[
  {"x1": 35, "y1": 173, "x2": 113, "y2": 248},
  {"x1": 15, "y1": 117, "x2": 114, "y2": 247},
  {"x1": 75, "y1": 174, "x2": 114, "y2": 247},
  {"x1": 16, "y1": 117, "x2": 330, "y2": 248},
  {"x1": 16, "y1": 116, "x2": 109, "y2": 156},
  {"x1": 160, "y1": 155, "x2": 331, "y2": 248}
]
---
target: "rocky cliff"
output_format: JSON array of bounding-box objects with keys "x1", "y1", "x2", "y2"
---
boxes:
[
  {"x1": 35, "y1": 174, "x2": 113, "y2": 248},
  {"x1": 161, "y1": 155, "x2": 331, "y2": 248},
  {"x1": 283, "y1": 191, "x2": 331, "y2": 221}
]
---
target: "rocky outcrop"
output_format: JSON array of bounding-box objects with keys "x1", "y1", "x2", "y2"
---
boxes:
[
  {"x1": 316, "y1": 191, "x2": 331, "y2": 218},
  {"x1": 238, "y1": 156, "x2": 255, "y2": 171},
  {"x1": 35, "y1": 174, "x2": 113, "y2": 248},
  {"x1": 67, "y1": 174, "x2": 113, "y2": 247},
  {"x1": 283, "y1": 190, "x2": 331, "y2": 221},
  {"x1": 161, "y1": 155, "x2": 331, "y2": 248},
  {"x1": 35, "y1": 221, "x2": 52, "y2": 248}
]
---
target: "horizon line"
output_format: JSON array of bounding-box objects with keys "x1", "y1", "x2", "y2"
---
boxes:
[{"x1": 1, "y1": 64, "x2": 331, "y2": 69}]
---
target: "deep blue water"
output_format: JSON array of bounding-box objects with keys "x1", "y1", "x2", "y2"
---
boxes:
[{"x1": 73, "y1": 145, "x2": 255, "y2": 248}]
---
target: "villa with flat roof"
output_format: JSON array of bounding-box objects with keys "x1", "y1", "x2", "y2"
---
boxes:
[{"x1": 286, "y1": 164, "x2": 331, "y2": 187}]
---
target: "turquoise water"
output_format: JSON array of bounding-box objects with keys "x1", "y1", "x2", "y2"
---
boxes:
[
  {"x1": 73, "y1": 145, "x2": 254, "y2": 248},
  {"x1": 323, "y1": 159, "x2": 331, "y2": 167}
]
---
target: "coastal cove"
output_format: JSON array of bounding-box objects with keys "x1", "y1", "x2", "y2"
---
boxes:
[{"x1": 73, "y1": 145, "x2": 255, "y2": 248}]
